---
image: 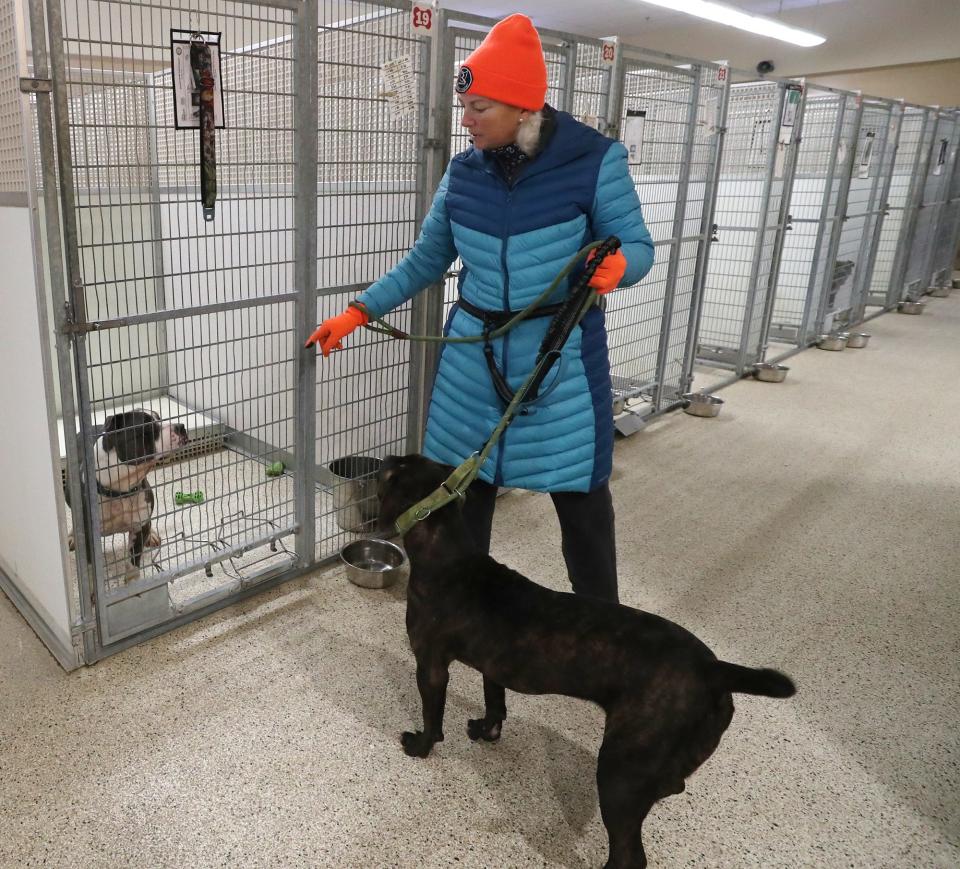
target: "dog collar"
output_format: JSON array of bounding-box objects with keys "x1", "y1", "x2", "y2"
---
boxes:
[
  {"x1": 96, "y1": 478, "x2": 146, "y2": 499},
  {"x1": 393, "y1": 454, "x2": 484, "y2": 537}
]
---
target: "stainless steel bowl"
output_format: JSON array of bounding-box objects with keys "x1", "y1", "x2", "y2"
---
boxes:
[
  {"x1": 817, "y1": 333, "x2": 848, "y2": 351},
  {"x1": 898, "y1": 300, "x2": 925, "y2": 315},
  {"x1": 846, "y1": 332, "x2": 871, "y2": 348},
  {"x1": 681, "y1": 392, "x2": 724, "y2": 418},
  {"x1": 340, "y1": 538, "x2": 407, "y2": 589},
  {"x1": 930, "y1": 286, "x2": 951, "y2": 298},
  {"x1": 753, "y1": 362, "x2": 789, "y2": 382}
]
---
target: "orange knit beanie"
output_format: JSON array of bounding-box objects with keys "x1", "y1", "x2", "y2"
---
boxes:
[{"x1": 455, "y1": 14, "x2": 547, "y2": 111}]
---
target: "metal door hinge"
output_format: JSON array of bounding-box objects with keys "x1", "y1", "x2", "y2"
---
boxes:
[{"x1": 20, "y1": 77, "x2": 52, "y2": 93}]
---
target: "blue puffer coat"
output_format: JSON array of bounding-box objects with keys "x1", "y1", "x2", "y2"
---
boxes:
[{"x1": 356, "y1": 110, "x2": 654, "y2": 492}]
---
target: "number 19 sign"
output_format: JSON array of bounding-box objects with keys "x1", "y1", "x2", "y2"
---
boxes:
[{"x1": 411, "y1": 2, "x2": 436, "y2": 37}]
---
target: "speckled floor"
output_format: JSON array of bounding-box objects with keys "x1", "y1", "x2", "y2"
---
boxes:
[{"x1": 2, "y1": 294, "x2": 958, "y2": 868}]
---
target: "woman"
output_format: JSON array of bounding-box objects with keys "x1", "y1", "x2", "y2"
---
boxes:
[{"x1": 307, "y1": 13, "x2": 654, "y2": 603}]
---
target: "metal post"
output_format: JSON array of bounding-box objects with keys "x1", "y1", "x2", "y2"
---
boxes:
[
  {"x1": 34, "y1": 0, "x2": 107, "y2": 657},
  {"x1": 293, "y1": 0, "x2": 319, "y2": 565},
  {"x1": 601, "y1": 39, "x2": 624, "y2": 140},
  {"x1": 144, "y1": 74, "x2": 170, "y2": 392},
  {"x1": 560, "y1": 40, "x2": 577, "y2": 115},
  {"x1": 405, "y1": 8, "x2": 453, "y2": 452},
  {"x1": 653, "y1": 66, "x2": 701, "y2": 410}
]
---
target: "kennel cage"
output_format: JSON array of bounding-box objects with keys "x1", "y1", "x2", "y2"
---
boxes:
[
  {"x1": 694, "y1": 79, "x2": 804, "y2": 375},
  {"x1": 863, "y1": 104, "x2": 934, "y2": 311},
  {"x1": 2, "y1": 0, "x2": 731, "y2": 666},
  {"x1": 901, "y1": 108, "x2": 960, "y2": 301},
  {"x1": 4, "y1": 0, "x2": 438, "y2": 666},
  {"x1": 815, "y1": 95, "x2": 898, "y2": 330},
  {"x1": 927, "y1": 110, "x2": 960, "y2": 292},
  {"x1": 766, "y1": 86, "x2": 861, "y2": 348}
]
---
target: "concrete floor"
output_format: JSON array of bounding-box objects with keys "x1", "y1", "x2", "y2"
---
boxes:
[{"x1": 2, "y1": 294, "x2": 958, "y2": 868}]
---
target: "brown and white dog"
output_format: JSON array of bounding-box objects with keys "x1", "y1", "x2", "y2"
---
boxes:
[{"x1": 65, "y1": 409, "x2": 187, "y2": 575}]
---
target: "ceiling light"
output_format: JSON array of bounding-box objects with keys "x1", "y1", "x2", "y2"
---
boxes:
[{"x1": 635, "y1": 0, "x2": 826, "y2": 47}]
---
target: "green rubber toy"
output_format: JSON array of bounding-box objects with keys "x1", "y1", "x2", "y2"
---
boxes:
[
  {"x1": 266, "y1": 461, "x2": 285, "y2": 477},
  {"x1": 174, "y1": 490, "x2": 204, "y2": 505}
]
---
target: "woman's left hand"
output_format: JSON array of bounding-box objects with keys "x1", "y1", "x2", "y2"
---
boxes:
[{"x1": 586, "y1": 249, "x2": 628, "y2": 295}]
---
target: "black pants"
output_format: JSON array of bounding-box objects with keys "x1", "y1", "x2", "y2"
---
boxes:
[{"x1": 461, "y1": 478, "x2": 619, "y2": 604}]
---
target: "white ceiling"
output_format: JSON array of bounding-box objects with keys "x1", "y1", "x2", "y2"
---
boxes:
[{"x1": 442, "y1": 0, "x2": 960, "y2": 77}]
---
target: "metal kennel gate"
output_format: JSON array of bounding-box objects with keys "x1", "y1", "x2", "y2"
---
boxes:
[
  {"x1": 695, "y1": 79, "x2": 803, "y2": 375},
  {"x1": 31, "y1": 0, "x2": 436, "y2": 657},
  {"x1": 767, "y1": 87, "x2": 861, "y2": 346},
  {"x1": 817, "y1": 96, "x2": 896, "y2": 329},
  {"x1": 901, "y1": 109, "x2": 959, "y2": 300},
  {"x1": 864, "y1": 104, "x2": 932, "y2": 310},
  {"x1": 606, "y1": 47, "x2": 729, "y2": 413},
  {"x1": 928, "y1": 110, "x2": 960, "y2": 290}
]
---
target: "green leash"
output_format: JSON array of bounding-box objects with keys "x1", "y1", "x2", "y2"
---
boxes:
[
  {"x1": 354, "y1": 240, "x2": 608, "y2": 344},
  {"x1": 390, "y1": 238, "x2": 620, "y2": 537}
]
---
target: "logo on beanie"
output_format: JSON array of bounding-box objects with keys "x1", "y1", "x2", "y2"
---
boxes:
[{"x1": 455, "y1": 65, "x2": 473, "y2": 93}]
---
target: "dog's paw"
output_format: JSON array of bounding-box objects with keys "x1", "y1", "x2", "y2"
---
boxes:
[
  {"x1": 401, "y1": 730, "x2": 440, "y2": 758},
  {"x1": 467, "y1": 716, "x2": 503, "y2": 743},
  {"x1": 146, "y1": 530, "x2": 161, "y2": 548}
]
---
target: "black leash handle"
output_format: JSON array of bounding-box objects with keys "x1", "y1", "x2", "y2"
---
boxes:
[{"x1": 523, "y1": 235, "x2": 621, "y2": 402}]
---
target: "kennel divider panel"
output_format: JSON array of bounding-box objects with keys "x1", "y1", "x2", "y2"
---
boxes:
[
  {"x1": 696, "y1": 80, "x2": 798, "y2": 374},
  {"x1": 928, "y1": 112, "x2": 960, "y2": 289},
  {"x1": 901, "y1": 109, "x2": 950, "y2": 301},
  {"x1": 45, "y1": 0, "x2": 308, "y2": 647}
]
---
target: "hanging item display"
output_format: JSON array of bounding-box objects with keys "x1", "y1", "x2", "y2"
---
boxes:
[{"x1": 171, "y1": 30, "x2": 225, "y2": 221}]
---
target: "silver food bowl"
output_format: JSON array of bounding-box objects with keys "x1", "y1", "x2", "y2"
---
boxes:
[
  {"x1": 753, "y1": 362, "x2": 789, "y2": 382},
  {"x1": 817, "y1": 333, "x2": 848, "y2": 351},
  {"x1": 930, "y1": 286, "x2": 951, "y2": 298},
  {"x1": 898, "y1": 300, "x2": 925, "y2": 315},
  {"x1": 681, "y1": 392, "x2": 724, "y2": 418},
  {"x1": 952, "y1": 277, "x2": 960, "y2": 290},
  {"x1": 846, "y1": 331, "x2": 871, "y2": 348},
  {"x1": 340, "y1": 538, "x2": 406, "y2": 589}
]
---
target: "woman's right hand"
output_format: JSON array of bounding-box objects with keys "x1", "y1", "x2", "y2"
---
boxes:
[{"x1": 305, "y1": 305, "x2": 369, "y2": 356}]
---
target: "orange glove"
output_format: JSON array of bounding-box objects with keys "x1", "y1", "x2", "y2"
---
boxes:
[
  {"x1": 586, "y1": 248, "x2": 628, "y2": 295},
  {"x1": 305, "y1": 305, "x2": 369, "y2": 356}
]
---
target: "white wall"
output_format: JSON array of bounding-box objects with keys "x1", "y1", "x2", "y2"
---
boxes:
[{"x1": 0, "y1": 206, "x2": 72, "y2": 651}]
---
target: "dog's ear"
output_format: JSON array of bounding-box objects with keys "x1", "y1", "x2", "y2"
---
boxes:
[{"x1": 101, "y1": 414, "x2": 119, "y2": 454}]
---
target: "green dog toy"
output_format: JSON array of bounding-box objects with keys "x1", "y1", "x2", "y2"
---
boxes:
[
  {"x1": 266, "y1": 461, "x2": 285, "y2": 477},
  {"x1": 174, "y1": 490, "x2": 204, "y2": 505}
]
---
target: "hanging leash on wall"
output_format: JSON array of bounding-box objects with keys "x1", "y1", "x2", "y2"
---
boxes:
[{"x1": 190, "y1": 34, "x2": 217, "y2": 222}]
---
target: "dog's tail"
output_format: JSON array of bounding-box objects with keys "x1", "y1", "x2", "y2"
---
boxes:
[{"x1": 714, "y1": 662, "x2": 796, "y2": 698}]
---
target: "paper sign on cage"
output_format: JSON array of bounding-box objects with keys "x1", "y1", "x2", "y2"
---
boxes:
[
  {"x1": 857, "y1": 130, "x2": 875, "y2": 179},
  {"x1": 171, "y1": 31, "x2": 225, "y2": 129},
  {"x1": 381, "y1": 53, "x2": 418, "y2": 121},
  {"x1": 623, "y1": 109, "x2": 646, "y2": 165}
]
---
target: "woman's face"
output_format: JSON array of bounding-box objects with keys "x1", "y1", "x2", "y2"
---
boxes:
[{"x1": 459, "y1": 95, "x2": 526, "y2": 150}]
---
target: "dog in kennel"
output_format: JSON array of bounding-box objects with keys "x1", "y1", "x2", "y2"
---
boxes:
[
  {"x1": 378, "y1": 454, "x2": 796, "y2": 869},
  {"x1": 64, "y1": 409, "x2": 188, "y2": 577}
]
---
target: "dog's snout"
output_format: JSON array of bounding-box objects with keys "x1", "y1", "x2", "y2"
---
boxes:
[{"x1": 172, "y1": 423, "x2": 188, "y2": 444}]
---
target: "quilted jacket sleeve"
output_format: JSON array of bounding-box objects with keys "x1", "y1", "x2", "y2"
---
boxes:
[
  {"x1": 355, "y1": 169, "x2": 457, "y2": 317},
  {"x1": 591, "y1": 142, "x2": 655, "y2": 287}
]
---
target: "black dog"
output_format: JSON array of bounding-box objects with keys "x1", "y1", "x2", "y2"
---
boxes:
[
  {"x1": 377, "y1": 454, "x2": 796, "y2": 869},
  {"x1": 65, "y1": 409, "x2": 187, "y2": 576}
]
